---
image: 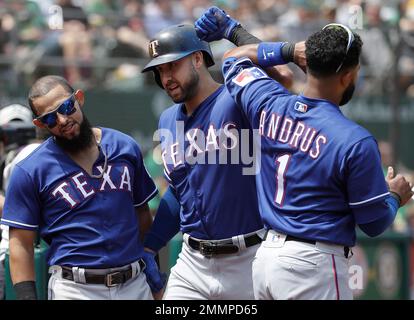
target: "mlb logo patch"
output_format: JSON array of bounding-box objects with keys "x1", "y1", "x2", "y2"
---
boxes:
[
  {"x1": 232, "y1": 67, "x2": 268, "y2": 87},
  {"x1": 294, "y1": 101, "x2": 308, "y2": 113}
]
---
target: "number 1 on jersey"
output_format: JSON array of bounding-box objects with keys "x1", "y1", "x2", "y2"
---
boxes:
[{"x1": 275, "y1": 154, "x2": 291, "y2": 206}]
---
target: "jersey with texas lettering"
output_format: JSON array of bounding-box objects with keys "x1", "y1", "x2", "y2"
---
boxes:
[
  {"x1": 158, "y1": 85, "x2": 262, "y2": 240},
  {"x1": 1, "y1": 127, "x2": 157, "y2": 267},
  {"x1": 223, "y1": 57, "x2": 389, "y2": 246}
]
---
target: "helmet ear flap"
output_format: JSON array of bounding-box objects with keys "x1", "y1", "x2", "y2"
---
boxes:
[
  {"x1": 152, "y1": 69, "x2": 164, "y2": 89},
  {"x1": 202, "y1": 51, "x2": 214, "y2": 68}
]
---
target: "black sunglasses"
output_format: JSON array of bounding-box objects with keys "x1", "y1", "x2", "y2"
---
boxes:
[{"x1": 36, "y1": 93, "x2": 77, "y2": 128}]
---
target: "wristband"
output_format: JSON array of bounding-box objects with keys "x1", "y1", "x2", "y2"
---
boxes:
[
  {"x1": 281, "y1": 42, "x2": 295, "y2": 63},
  {"x1": 229, "y1": 25, "x2": 261, "y2": 46},
  {"x1": 14, "y1": 281, "x2": 37, "y2": 300},
  {"x1": 257, "y1": 42, "x2": 287, "y2": 67},
  {"x1": 389, "y1": 191, "x2": 402, "y2": 207}
]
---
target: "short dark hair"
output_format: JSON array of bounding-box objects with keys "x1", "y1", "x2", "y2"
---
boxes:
[
  {"x1": 305, "y1": 27, "x2": 363, "y2": 77},
  {"x1": 28, "y1": 75, "x2": 74, "y2": 116}
]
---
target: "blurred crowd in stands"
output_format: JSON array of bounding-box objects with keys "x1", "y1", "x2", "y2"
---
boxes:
[
  {"x1": 377, "y1": 140, "x2": 414, "y2": 234},
  {"x1": 1, "y1": 0, "x2": 414, "y2": 94}
]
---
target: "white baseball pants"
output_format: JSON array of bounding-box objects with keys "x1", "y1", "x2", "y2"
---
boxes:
[
  {"x1": 252, "y1": 230, "x2": 353, "y2": 300},
  {"x1": 163, "y1": 233, "x2": 260, "y2": 300},
  {"x1": 48, "y1": 260, "x2": 153, "y2": 300}
]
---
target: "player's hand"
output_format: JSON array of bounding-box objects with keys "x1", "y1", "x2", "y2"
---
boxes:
[
  {"x1": 386, "y1": 166, "x2": 414, "y2": 206},
  {"x1": 141, "y1": 251, "x2": 167, "y2": 295},
  {"x1": 152, "y1": 289, "x2": 164, "y2": 300},
  {"x1": 294, "y1": 41, "x2": 307, "y2": 73},
  {"x1": 195, "y1": 6, "x2": 240, "y2": 42}
]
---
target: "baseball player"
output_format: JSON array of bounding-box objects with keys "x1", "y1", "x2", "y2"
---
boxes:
[
  {"x1": 211, "y1": 24, "x2": 414, "y2": 299},
  {"x1": 0, "y1": 104, "x2": 38, "y2": 300},
  {"x1": 141, "y1": 17, "x2": 294, "y2": 299},
  {"x1": 1, "y1": 75, "x2": 164, "y2": 300}
]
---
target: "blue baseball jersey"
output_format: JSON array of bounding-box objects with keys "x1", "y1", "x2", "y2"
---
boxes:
[
  {"x1": 158, "y1": 85, "x2": 263, "y2": 240},
  {"x1": 223, "y1": 57, "x2": 389, "y2": 246},
  {"x1": 1, "y1": 127, "x2": 158, "y2": 267}
]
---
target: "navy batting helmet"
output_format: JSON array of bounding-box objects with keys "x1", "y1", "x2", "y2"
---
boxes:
[{"x1": 141, "y1": 24, "x2": 215, "y2": 88}]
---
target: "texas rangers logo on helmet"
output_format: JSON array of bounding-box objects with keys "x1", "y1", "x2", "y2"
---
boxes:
[{"x1": 149, "y1": 40, "x2": 159, "y2": 58}]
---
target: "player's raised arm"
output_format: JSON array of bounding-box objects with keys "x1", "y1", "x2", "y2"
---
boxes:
[
  {"x1": 220, "y1": 39, "x2": 306, "y2": 116},
  {"x1": 222, "y1": 41, "x2": 306, "y2": 73},
  {"x1": 195, "y1": 6, "x2": 296, "y2": 87}
]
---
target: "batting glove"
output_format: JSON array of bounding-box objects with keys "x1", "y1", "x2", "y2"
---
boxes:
[
  {"x1": 195, "y1": 6, "x2": 240, "y2": 42},
  {"x1": 141, "y1": 251, "x2": 167, "y2": 293}
]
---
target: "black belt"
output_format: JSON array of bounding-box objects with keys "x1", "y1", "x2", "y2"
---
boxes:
[
  {"x1": 285, "y1": 234, "x2": 351, "y2": 258},
  {"x1": 286, "y1": 235, "x2": 316, "y2": 245},
  {"x1": 61, "y1": 259, "x2": 146, "y2": 287},
  {"x1": 188, "y1": 233, "x2": 262, "y2": 257}
]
